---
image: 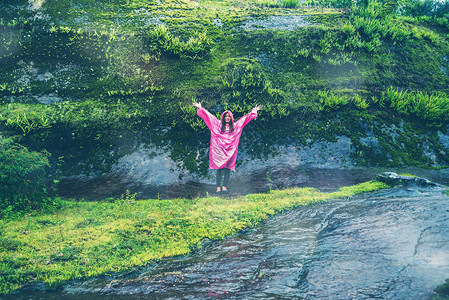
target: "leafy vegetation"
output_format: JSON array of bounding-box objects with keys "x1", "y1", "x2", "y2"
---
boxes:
[
  {"x1": 0, "y1": 138, "x2": 58, "y2": 214},
  {"x1": 147, "y1": 25, "x2": 215, "y2": 60},
  {"x1": 376, "y1": 87, "x2": 449, "y2": 126},
  {"x1": 0, "y1": 180, "x2": 389, "y2": 295},
  {"x1": 433, "y1": 278, "x2": 449, "y2": 299}
]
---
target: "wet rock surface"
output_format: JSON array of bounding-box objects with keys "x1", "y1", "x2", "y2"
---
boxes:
[
  {"x1": 10, "y1": 183, "x2": 449, "y2": 299},
  {"x1": 57, "y1": 166, "x2": 373, "y2": 200},
  {"x1": 58, "y1": 166, "x2": 449, "y2": 201},
  {"x1": 376, "y1": 171, "x2": 440, "y2": 187},
  {"x1": 241, "y1": 15, "x2": 312, "y2": 31}
]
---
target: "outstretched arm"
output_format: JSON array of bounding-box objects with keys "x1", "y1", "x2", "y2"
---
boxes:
[
  {"x1": 193, "y1": 102, "x2": 219, "y2": 131},
  {"x1": 235, "y1": 104, "x2": 263, "y2": 128}
]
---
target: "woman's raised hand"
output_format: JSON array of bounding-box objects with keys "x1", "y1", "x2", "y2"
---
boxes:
[
  {"x1": 254, "y1": 105, "x2": 263, "y2": 111},
  {"x1": 192, "y1": 102, "x2": 202, "y2": 108}
]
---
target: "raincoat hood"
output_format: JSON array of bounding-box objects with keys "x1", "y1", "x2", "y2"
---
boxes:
[{"x1": 220, "y1": 110, "x2": 235, "y2": 129}]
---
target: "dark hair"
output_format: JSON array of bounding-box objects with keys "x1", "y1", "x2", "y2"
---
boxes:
[{"x1": 221, "y1": 112, "x2": 234, "y2": 133}]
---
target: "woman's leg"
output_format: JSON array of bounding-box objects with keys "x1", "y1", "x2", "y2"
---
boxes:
[
  {"x1": 216, "y1": 169, "x2": 223, "y2": 192},
  {"x1": 222, "y1": 168, "x2": 230, "y2": 191}
]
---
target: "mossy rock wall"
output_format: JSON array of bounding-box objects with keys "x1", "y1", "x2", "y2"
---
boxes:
[{"x1": 0, "y1": 0, "x2": 448, "y2": 179}]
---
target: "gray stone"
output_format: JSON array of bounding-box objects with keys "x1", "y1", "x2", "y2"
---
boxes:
[{"x1": 376, "y1": 172, "x2": 438, "y2": 187}]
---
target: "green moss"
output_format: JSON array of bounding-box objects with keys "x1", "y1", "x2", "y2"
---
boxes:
[
  {"x1": 433, "y1": 279, "x2": 449, "y2": 299},
  {"x1": 1, "y1": 0, "x2": 447, "y2": 112},
  {"x1": 398, "y1": 173, "x2": 418, "y2": 177},
  {"x1": 0, "y1": 180, "x2": 389, "y2": 295}
]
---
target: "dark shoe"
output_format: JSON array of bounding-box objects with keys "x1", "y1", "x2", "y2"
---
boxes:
[
  {"x1": 222, "y1": 189, "x2": 229, "y2": 194},
  {"x1": 216, "y1": 190, "x2": 222, "y2": 195}
]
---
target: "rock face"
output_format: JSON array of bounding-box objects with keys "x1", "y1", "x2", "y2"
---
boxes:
[{"x1": 376, "y1": 172, "x2": 439, "y2": 187}]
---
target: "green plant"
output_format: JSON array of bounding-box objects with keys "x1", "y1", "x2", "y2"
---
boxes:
[
  {"x1": 318, "y1": 90, "x2": 350, "y2": 111},
  {"x1": 433, "y1": 278, "x2": 449, "y2": 299},
  {"x1": 5, "y1": 112, "x2": 51, "y2": 135},
  {"x1": 281, "y1": 0, "x2": 300, "y2": 8},
  {"x1": 117, "y1": 189, "x2": 137, "y2": 203},
  {"x1": 255, "y1": 0, "x2": 279, "y2": 7},
  {"x1": 147, "y1": 25, "x2": 214, "y2": 60},
  {"x1": 179, "y1": 100, "x2": 207, "y2": 131},
  {"x1": 376, "y1": 87, "x2": 449, "y2": 126},
  {"x1": 353, "y1": 94, "x2": 369, "y2": 109},
  {"x1": 50, "y1": 246, "x2": 82, "y2": 262},
  {"x1": 0, "y1": 138, "x2": 51, "y2": 213}
]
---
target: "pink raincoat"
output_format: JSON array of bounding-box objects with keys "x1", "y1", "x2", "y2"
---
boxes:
[{"x1": 197, "y1": 107, "x2": 258, "y2": 171}]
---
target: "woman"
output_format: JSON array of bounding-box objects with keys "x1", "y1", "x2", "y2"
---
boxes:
[{"x1": 193, "y1": 102, "x2": 263, "y2": 194}]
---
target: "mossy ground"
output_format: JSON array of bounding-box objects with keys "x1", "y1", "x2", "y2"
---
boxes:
[{"x1": 0, "y1": 180, "x2": 389, "y2": 295}]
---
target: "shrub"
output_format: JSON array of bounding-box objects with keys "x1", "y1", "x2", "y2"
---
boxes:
[
  {"x1": 434, "y1": 278, "x2": 449, "y2": 297},
  {"x1": 0, "y1": 138, "x2": 50, "y2": 213}
]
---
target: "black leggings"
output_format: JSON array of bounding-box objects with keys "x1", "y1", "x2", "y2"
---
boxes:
[{"x1": 216, "y1": 168, "x2": 230, "y2": 187}]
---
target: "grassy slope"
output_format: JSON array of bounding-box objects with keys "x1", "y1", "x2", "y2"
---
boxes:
[{"x1": 0, "y1": 181, "x2": 389, "y2": 294}]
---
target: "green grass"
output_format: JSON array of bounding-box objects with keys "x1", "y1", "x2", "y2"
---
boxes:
[
  {"x1": 398, "y1": 173, "x2": 418, "y2": 177},
  {"x1": 433, "y1": 278, "x2": 449, "y2": 299},
  {"x1": 377, "y1": 87, "x2": 449, "y2": 127},
  {"x1": 0, "y1": 180, "x2": 389, "y2": 295}
]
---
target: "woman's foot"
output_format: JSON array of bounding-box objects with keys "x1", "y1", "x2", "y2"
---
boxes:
[
  {"x1": 222, "y1": 186, "x2": 229, "y2": 194},
  {"x1": 216, "y1": 187, "x2": 222, "y2": 194}
]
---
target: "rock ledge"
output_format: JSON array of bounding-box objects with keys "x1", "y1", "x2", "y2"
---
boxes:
[{"x1": 376, "y1": 172, "x2": 438, "y2": 187}]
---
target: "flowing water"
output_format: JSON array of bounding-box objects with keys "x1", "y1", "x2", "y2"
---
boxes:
[{"x1": 10, "y1": 183, "x2": 449, "y2": 299}]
